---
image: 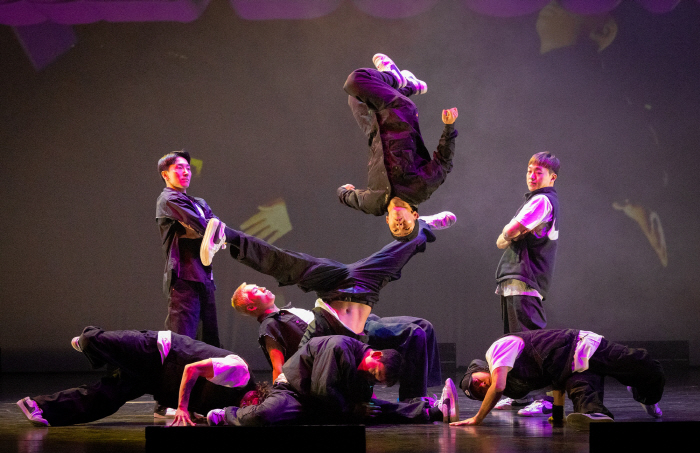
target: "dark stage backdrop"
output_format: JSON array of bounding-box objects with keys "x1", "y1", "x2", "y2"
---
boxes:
[{"x1": 1, "y1": 1, "x2": 699, "y2": 372}]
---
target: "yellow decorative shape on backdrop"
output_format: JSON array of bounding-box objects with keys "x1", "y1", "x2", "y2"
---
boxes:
[
  {"x1": 190, "y1": 158, "x2": 203, "y2": 177},
  {"x1": 537, "y1": 1, "x2": 617, "y2": 54},
  {"x1": 589, "y1": 15, "x2": 617, "y2": 52},
  {"x1": 537, "y1": 1, "x2": 582, "y2": 54},
  {"x1": 612, "y1": 200, "x2": 668, "y2": 267},
  {"x1": 241, "y1": 198, "x2": 292, "y2": 244}
]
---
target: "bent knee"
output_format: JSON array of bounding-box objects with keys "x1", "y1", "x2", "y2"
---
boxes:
[{"x1": 344, "y1": 69, "x2": 370, "y2": 96}]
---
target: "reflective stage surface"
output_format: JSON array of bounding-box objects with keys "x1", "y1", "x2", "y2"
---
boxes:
[{"x1": 1, "y1": 368, "x2": 698, "y2": 453}]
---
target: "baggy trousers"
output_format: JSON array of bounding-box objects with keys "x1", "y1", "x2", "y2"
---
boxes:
[
  {"x1": 565, "y1": 338, "x2": 665, "y2": 418},
  {"x1": 224, "y1": 222, "x2": 435, "y2": 307},
  {"x1": 224, "y1": 383, "x2": 436, "y2": 426}
]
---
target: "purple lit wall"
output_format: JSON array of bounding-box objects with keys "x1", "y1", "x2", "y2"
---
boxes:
[{"x1": 1, "y1": 0, "x2": 699, "y2": 372}]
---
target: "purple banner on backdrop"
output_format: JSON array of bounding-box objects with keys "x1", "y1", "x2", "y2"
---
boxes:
[
  {"x1": 559, "y1": 0, "x2": 622, "y2": 15},
  {"x1": 0, "y1": 0, "x2": 210, "y2": 25},
  {"x1": 634, "y1": 0, "x2": 681, "y2": 14},
  {"x1": 13, "y1": 21, "x2": 76, "y2": 70},
  {"x1": 99, "y1": 0, "x2": 210, "y2": 23},
  {"x1": 230, "y1": 0, "x2": 341, "y2": 20},
  {"x1": 0, "y1": 0, "x2": 46, "y2": 25},
  {"x1": 30, "y1": 0, "x2": 102, "y2": 25},
  {"x1": 461, "y1": 0, "x2": 549, "y2": 18},
  {"x1": 352, "y1": 0, "x2": 438, "y2": 19}
]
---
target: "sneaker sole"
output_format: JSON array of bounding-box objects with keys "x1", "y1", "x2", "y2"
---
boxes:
[
  {"x1": 400, "y1": 70, "x2": 427, "y2": 95},
  {"x1": 445, "y1": 378, "x2": 460, "y2": 422},
  {"x1": 71, "y1": 337, "x2": 82, "y2": 352},
  {"x1": 518, "y1": 410, "x2": 553, "y2": 417},
  {"x1": 642, "y1": 403, "x2": 662, "y2": 418},
  {"x1": 629, "y1": 387, "x2": 662, "y2": 418},
  {"x1": 200, "y1": 219, "x2": 221, "y2": 266},
  {"x1": 17, "y1": 398, "x2": 49, "y2": 427},
  {"x1": 442, "y1": 399, "x2": 451, "y2": 423},
  {"x1": 494, "y1": 402, "x2": 531, "y2": 410},
  {"x1": 566, "y1": 413, "x2": 614, "y2": 430},
  {"x1": 372, "y1": 53, "x2": 406, "y2": 88}
]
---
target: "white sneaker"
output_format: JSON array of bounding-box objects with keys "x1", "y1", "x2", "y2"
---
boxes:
[
  {"x1": 200, "y1": 218, "x2": 227, "y2": 266},
  {"x1": 207, "y1": 409, "x2": 226, "y2": 426},
  {"x1": 372, "y1": 53, "x2": 407, "y2": 88},
  {"x1": 566, "y1": 412, "x2": 614, "y2": 430},
  {"x1": 517, "y1": 399, "x2": 553, "y2": 417},
  {"x1": 494, "y1": 397, "x2": 531, "y2": 410},
  {"x1": 433, "y1": 378, "x2": 460, "y2": 422},
  {"x1": 153, "y1": 404, "x2": 177, "y2": 418},
  {"x1": 420, "y1": 212, "x2": 456, "y2": 230},
  {"x1": 17, "y1": 398, "x2": 49, "y2": 427},
  {"x1": 71, "y1": 336, "x2": 82, "y2": 352},
  {"x1": 401, "y1": 69, "x2": 427, "y2": 95}
]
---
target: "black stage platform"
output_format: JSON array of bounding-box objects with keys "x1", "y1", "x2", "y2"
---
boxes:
[{"x1": 2, "y1": 368, "x2": 698, "y2": 453}]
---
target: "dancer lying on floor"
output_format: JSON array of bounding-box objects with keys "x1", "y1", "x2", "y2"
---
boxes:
[
  {"x1": 205, "y1": 336, "x2": 460, "y2": 426},
  {"x1": 17, "y1": 326, "x2": 259, "y2": 427}
]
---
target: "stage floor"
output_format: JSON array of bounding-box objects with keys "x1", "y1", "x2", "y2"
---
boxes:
[{"x1": 1, "y1": 367, "x2": 698, "y2": 453}]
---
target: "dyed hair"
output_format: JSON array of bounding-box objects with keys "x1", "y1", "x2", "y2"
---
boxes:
[
  {"x1": 377, "y1": 349, "x2": 404, "y2": 387},
  {"x1": 528, "y1": 152, "x2": 560, "y2": 176},
  {"x1": 157, "y1": 150, "x2": 191, "y2": 182},
  {"x1": 231, "y1": 282, "x2": 249, "y2": 314}
]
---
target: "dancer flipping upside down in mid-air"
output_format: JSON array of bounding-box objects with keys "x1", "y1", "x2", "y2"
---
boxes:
[{"x1": 338, "y1": 53, "x2": 459, "y2": 240}]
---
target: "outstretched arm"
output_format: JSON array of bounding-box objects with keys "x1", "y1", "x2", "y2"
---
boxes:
[
  {"x1": 337, "y1": 185, "x2": 389, "y2": 216},
  {"x1": 169, "y1": 359, "x2": 215, "y2": 427},
  {"x1": 451, "y1": 367, "x2": 509, "y2": 426}
]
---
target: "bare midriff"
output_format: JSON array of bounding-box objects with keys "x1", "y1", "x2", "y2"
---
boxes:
[{"x1": 327, "y1": 300, "x2": 372, "y2": 335}]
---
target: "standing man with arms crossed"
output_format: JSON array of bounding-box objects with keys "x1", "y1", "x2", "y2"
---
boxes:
[{"x1": 493, "y1": 152, "x2": 560, "y2": 416}]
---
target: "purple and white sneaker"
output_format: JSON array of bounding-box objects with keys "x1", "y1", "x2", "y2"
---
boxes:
[
  {"x1": 401, "y1": 69, "x2": 427, "y2": 95},
  {"x1": 200, "y1": 218, "x2": 227, "y2": 266},
  {"x1": 372, "y1": 53, "x2": 407, "y2": 88}
]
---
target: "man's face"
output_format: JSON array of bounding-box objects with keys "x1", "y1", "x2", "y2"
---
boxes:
[
  {"x1": 362, "y1": 351, "x2": 387, "y2": 384},
  {"x1": 386, "y1": 205, "x2": 418, "y2": 237},
  {"x1": 241, "y1": 284, "x2": 275, "y2": 316},
  {"x1": 240, "y1": 390, "x2": 261, "y2": 407},
  {"x1": 526, "y1": 164, "x2": 556, "y2": 191},
  {"x1": 469, "y1": 371, "x2": 492, "y2": 400},
  {"x1": 162, "y1": 156, "x2": 191, "y2": 192}
]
